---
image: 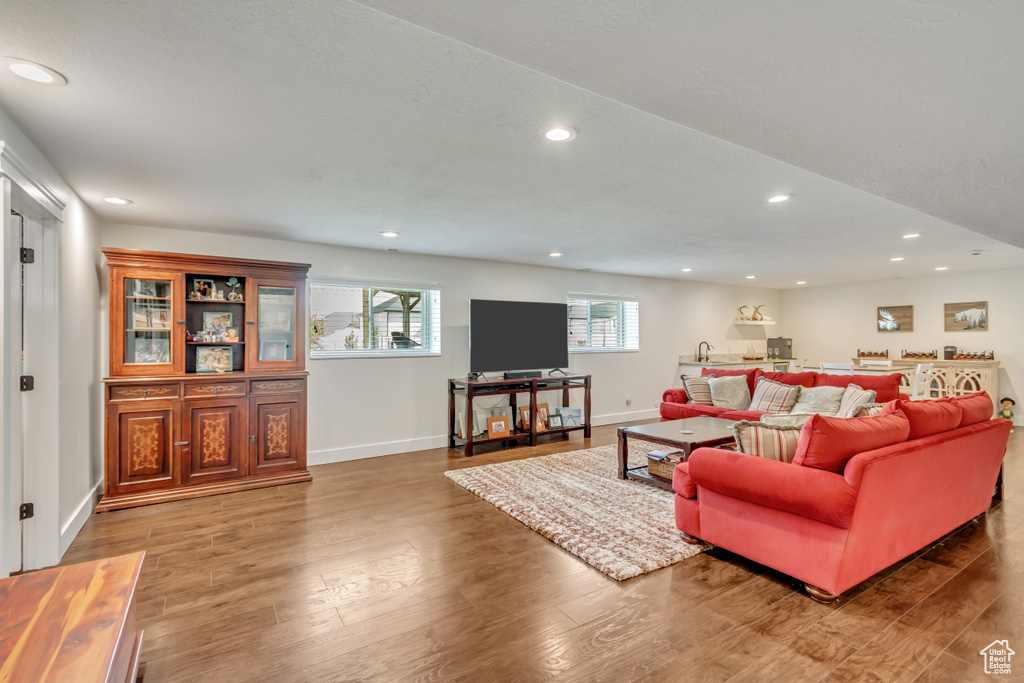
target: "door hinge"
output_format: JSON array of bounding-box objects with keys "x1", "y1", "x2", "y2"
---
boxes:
[
  {"x1": 20, "y1": 375, "x2": 34, "y2": 391},
  {"x1": 19, "y1": 503, "x2": 34, "y2": 520},
  {"x1": 20, "y1": 247, "x2": 34, "y2": 264}
]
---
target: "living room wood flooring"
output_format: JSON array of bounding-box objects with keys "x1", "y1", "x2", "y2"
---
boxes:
[{"x1": 62, "y1": 421, "x2": 1022, "y2": 682}]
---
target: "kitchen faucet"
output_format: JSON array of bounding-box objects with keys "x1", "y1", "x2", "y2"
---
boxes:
[{"x1": 697, "y1": 341, "x2": 713, "y2": 363}]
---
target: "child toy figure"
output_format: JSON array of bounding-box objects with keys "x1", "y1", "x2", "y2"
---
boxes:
[{"x1": 998, "y1": 397, "x2": 1015, "y2": 421}]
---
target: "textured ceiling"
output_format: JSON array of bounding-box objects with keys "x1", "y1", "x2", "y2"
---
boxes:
[{"x1": 0, "y1": 1, "x2": 1021, "y2": 288}]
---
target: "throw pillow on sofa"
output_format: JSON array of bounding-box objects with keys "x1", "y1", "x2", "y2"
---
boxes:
[
  {"x1": 789, "y1": 385, "x2": 845, "y2": 416},
  {"x1": 949, "y1": 392, "x2": 994, "y2": 427},
  {"x1": 835, "y1": 384, "x2": 877, "y2": 419},
  {"x1": 896, "y1": 398, "x2": 963, "y2": 440},
  {"x1": 748, "y1": 377, "x2": 802, "y2": 414},
  {"x1": 708, "y1": 375, "x2": 752, "y2": 411},
  {"x1": 732, "y1": 420, "x2": 803, "y2": 463},
  {"x1": 855, "y1": 402, "x2": 888, "y2": 417},
  {"x1": 682, "y1": 375, "x2": 714, "y2": 406},
  {"x1": 792, "y1": 408, "x2": 910, "y2": 474},
  {"x1": 762, "y1": 413, "x2": 815, "y2": 428}
]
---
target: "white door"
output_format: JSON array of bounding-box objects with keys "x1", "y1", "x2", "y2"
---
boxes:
[{"x1": 4, "y1": 212, "x2": 25, "y2": 574}]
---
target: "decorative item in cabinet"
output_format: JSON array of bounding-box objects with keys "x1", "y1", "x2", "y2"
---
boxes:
[
  {"x1": 902, "y1": 350, "x2": 938, "y2": 360},
  {"x1": 101, "y1": 248, "x2": 311, "y2": 511}
]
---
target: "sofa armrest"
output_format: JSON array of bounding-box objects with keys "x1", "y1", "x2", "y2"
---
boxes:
[
  {"x1": 688, "y1": 448, "x2": 858, "y2": 528},
  {"x1": 663, "y1": 388, "x2": 689, "y2": 404}
]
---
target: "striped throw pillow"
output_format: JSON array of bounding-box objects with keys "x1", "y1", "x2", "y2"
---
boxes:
[
  {"x1": 732, "y1": 421, "x2": 802, "y2": 463},
  {"x1": 682, "y1": 375, "x2": 714, "y2": 406},
  {"x1": 748, "y1": 378, "x2": 801, "y2": 415},
  {"x1": 856, "y1": 402, "x2": 887, "y2": 417},
  {"x1": 836, "y1": 384, "x2": 878, "y2": 419}
]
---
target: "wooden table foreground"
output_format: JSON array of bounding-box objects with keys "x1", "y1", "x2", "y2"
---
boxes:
[{"x1": 0, "y1": 551, "x2": 145, "y2": 683}]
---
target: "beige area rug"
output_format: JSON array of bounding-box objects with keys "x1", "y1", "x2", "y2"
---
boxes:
[{"x1": 444, "y1": 444, "x2": 708, "y2": 581}]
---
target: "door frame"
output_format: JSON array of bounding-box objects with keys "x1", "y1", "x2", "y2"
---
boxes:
[{"x1": 1, "y1": 142, "x2": 64, "y2": 576}]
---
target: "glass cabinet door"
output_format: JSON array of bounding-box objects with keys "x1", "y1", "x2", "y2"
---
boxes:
[
  {"x1": 248, "y1": 278, "x2": 305, "y2": 370},
  {"x1": 114, "y1": 270, "x2": 185, "y2": 375}
]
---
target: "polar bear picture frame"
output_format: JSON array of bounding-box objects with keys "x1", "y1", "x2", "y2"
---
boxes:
[{"x1": 944, "y1": 301, "x2": 988, "y2": 332}]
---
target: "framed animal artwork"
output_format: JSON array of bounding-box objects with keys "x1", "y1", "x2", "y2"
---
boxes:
[
  {"x1": 877, "y1": 306, "x2": 913, "y2": 333},
  {"x1": 944, "y1": 301, "x2": 987, "y2": 332}
]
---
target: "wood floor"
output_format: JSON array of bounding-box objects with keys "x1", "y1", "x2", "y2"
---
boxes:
[{"x1": 62, "y1": 421, "x2": 1023, "y2": 682}]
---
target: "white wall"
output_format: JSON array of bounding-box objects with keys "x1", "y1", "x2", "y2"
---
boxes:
[
  {"x1": 101, "y1": 224, "x2": 783, "y2": 462},
  {"x1": 781, "y1": 267, "x2": 1022, "y2": 423},
  {"x1": 0, "y1": 105, "x2": 103, "y2": 564}
]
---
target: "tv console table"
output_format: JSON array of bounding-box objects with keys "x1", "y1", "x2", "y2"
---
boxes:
[{"x1": 448, "y1": 374, "x2": 591, "y2": 456}]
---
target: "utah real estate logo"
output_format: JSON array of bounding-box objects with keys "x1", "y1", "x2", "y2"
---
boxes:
[{"x1": 980, "y1": 640, "x2": 1014, "y2": 675}]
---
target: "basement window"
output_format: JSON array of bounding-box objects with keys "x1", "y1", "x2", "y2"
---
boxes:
[
  {"x1": 567, "y1": 294, "x2": 639, "y2": 353},
  {"x1": 309, "y1": 279, "x2": 441, "y2": 358}
]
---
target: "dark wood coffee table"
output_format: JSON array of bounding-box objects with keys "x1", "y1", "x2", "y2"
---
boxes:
[{"x1": 617, "y1": 417, "x2": 737, "y2": 491}]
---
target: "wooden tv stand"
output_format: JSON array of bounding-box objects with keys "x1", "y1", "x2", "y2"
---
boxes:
[{"x1": 448, "y1": 374, "x2": 591, "y2": 456}]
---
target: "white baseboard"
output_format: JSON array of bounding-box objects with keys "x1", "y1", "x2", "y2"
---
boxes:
[
  {"x1": 60, "y1": 480, "x2": 102, "y2": 557},
  {"x1": 308, "y1": 409, "x2": 660, "y2": 466}
]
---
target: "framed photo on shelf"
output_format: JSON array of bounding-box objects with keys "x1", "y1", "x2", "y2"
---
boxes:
[
  {"x1": 193, "y1": 279, "x2": 215, "y2": 300},
  {"x1": 196, "y1": 346, "x2": 233, "y2": 373},
  {"x1": 260, "y1": 305, "x2": 294, "y2": 332},
  {"x1": 537, "y1": 403, "x2": 550, "y2": 428},
  {"x1": 558, "y1": 407, "x2": 582, "y2": 427},
  {"x1": 519, "y1": 406, "x2": 530, "y2": 430},
  {"x1": 134, "y1": 338, "x2": 169, "y2": 363},
  {"x1": 133, "y1": 279, "x2": 156, "y2": 297},
  {"x1": 546, "y1": 414, "x2": 563, "y2": 429},
  {"x1": 259, "y1": 339, "x2": 290, "y2": 361},
  {"x1": 487, "y1": 416, "x2": 511, "y2": 439},
  {"x1": 132, "y1": 303, "x2": 171, "y2": 329},
  {"x1": 202, "y1": 312, "x2": 233, "y2": 341}
]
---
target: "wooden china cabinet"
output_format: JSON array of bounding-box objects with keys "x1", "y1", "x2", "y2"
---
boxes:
[{"x1": 98, "y1": 249, "x2": 311, "y2": 512}]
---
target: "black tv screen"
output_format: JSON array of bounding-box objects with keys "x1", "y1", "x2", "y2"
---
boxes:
[{"x1": 470, "y1": 300, "x2": 569, "y2": 373}]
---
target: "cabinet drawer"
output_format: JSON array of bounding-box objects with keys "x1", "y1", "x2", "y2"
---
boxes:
[
  {"x1": 250, "y1": 378, "x2": 306, "y2": 395},
  {"x1": 109, "y1": 384, "x2": 180, "y2": 402},
  {"x1": 184, "y1": 381, "x2": 247, "y2": 398}
]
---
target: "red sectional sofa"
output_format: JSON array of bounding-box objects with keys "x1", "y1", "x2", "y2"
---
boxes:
[
  {"x1": 660, "y1": 367, "x2": 907, "y2": 421},
  {"x1": 672, "y1": 393, "x2": 1011, "y2": 602}
]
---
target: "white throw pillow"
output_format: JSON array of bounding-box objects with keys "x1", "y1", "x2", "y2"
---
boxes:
[
  {"x1": 789, "y1": 385, "x2": 846, "y2": 416},
  {"x1": 708, "y1": 375, "x2": 752, "y2": 411},
  {"x1": 835, "y1": 384, "x2": 878, "y2": 419}
]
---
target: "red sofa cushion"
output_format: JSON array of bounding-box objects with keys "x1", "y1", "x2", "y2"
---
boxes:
[
  {"x1": 792, "y1": 409, "x2": 910, "y2": 474},
  {"x1": 950, "y1": 392, "x2": 993, "y2": 427},
  {"x1": 702, "y1": 367, "x2": 759, "y2": 397},
  {"x1": 673, "y1": 461, "x2": 697, "y2": 499},
  {"x1": 897, "y1": 399, "x2": 963, "y2": 439},
  {"x1": 814, "y1": 372, "x2": 903, "y2": 402},
  {"x1": 688, "y1": 448, "x2": 858, "y2": 528},
  {"x1": 662, "y1": 388, "x2": 688, "y2": 404},
  {"x1": 755, "y1": 370, "x2": 818, "y2": 388}
]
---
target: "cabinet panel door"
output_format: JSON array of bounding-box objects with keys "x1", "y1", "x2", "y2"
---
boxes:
[
  {"x1": 249, "y1": 395, "x2": 306, "y2": 475},
  {"x1": 183, "y1": 398, "x2": 247, "y2": 484},
  {"x1": 246, "y1": 277, "x2": 305, "y2": 371},
  {"x1": 111, "y1": 268, "x2": 186, "y2": 376},
  {"x1": 110, "y1": 401, "x2": 180, "y2": 494}
]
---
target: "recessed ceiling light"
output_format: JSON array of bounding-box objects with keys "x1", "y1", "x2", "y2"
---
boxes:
[
  {"x1": 935, "y1": 266, "x2": 948, "y2": 271},
  {"x1": 549, "y1": 252, "x2": 563, "y2": 257},
  {"x1": 903, "y1": 232, "x2": 921, "y2": 239},
  {"x1": 890, "y1": 257, "x2": 904, "y2": 262},
  {"x1": 796, "y1": 281, "x2": 806, "y2": 285},
  {"x1": 379, "y1": 231, "x2": 399, "y2": 238},
  {"x1": 103, "y1": 197, "x2": 133, "y2": 205},
  {"x1": 767, "y1": 194, "x2": 792, "y2": 203},
  {"x1": 3, "y1": 57, "x2": 67, "y2": 85},
  {"x1": 544, "y1": 127, "x2": 577, "y2": 142},
  {"x1": 681, "y1": 268, "x2": 692, "y2": 272},
  {"x1": 746, "y1": 275, "x2": 756, "y2": 279}
]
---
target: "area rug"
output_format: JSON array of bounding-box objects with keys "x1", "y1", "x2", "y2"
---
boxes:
[{"x1": 444, "y1": 444, "x2": 709, "y2": 580}]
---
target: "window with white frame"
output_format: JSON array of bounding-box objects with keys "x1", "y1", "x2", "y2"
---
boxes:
[
  {"x1": 309, "y1": 279, "x2": 441, "y2": 358},
  {"x1": 567, "y1": 295, "x2": 639, "y2": 352}
]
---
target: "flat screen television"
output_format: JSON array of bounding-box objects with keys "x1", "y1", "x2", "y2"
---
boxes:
[{"x1": 470, "y1": 299, "x2": 569, "y2": 373}]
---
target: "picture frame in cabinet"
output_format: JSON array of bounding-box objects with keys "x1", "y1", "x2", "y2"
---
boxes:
[
  {"x1": 259, "y1": 339, "x2": 291, "y2": 361},
  {"x1": 132, "y1": 279, "x2": 156, "y2": 297},
  {"x1": 133, "y1": 337, "x2": 170, "y2": 364},
  {"x1": 196, "y1": 345, "x2": 233, "y2": 373},
  {"x1": 193, "y1": 278, "x2": 215, "y2": 299},
  {"x1": 547, "y1": 414, "x2": 563, "y2": 429},
  {"x1": 202, "y1": 311, "x2": 233, "y2": 341},
  {"x1": 260, "y1": 305, "x2": 294, "y2": 332},
  {"x1": 132, "y1": 303, "x2": 172, "y2": 330}
]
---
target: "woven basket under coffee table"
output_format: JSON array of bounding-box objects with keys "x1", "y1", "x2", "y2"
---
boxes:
[{"x1": 617, "y1": 416, "x2": 737, "y2": 491}]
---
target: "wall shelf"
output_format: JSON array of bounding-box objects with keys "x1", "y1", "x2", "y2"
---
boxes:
[{"x1": 733, "y1": 320, "x2": 776, "y2": 326}]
